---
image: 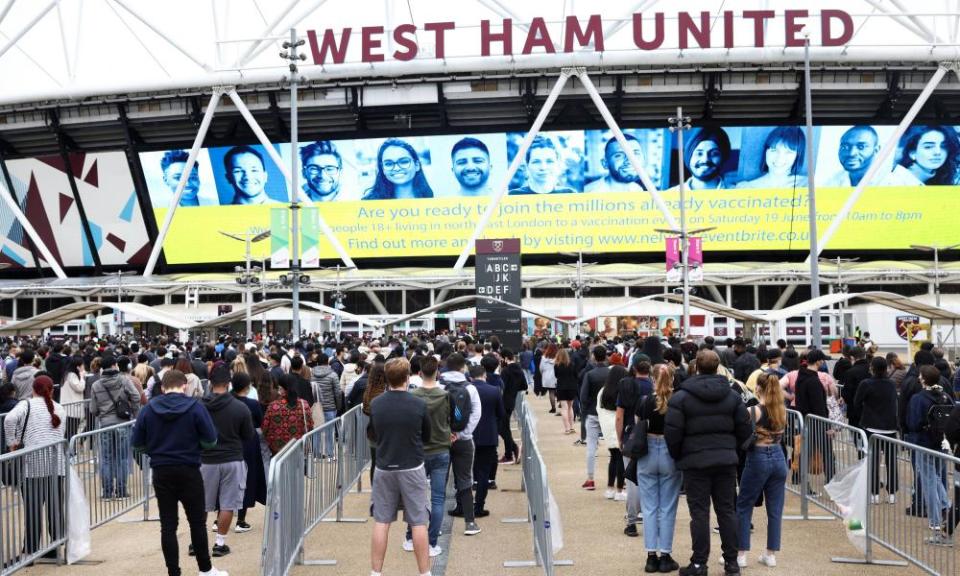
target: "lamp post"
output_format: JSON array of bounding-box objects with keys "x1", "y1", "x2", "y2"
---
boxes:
[
  {"x1": 560, "y1": 251, "x2": 597, "y2": 335},
  {"x1": 102, "y1": 270, "x2": 136, "y2": 335},
  {"x1": 659, "y1": 106, "x2": 716, "y2": 339},
  {"x1": 803, "y1": 29, "x2": 823, "y2": 349},
  {"x1": 911, "y1": 243, "x2": 959, "y2": 345},
  {"x1": 318, "y1": 264, "x2": 356, "y2": 340},
  {"x1": 819, "y1": 256, "x2": 859, "y2": 338},
  {"x1": 220, "y1": 228, "x2": 271, "y2": 342},
  {"x1": 280, "y1": 29, "x2": 307, "y2": 342}
]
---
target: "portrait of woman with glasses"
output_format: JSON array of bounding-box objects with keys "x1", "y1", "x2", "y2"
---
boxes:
[{"x1": 362, "y1": 138, "x2": 435, "y2": 200}]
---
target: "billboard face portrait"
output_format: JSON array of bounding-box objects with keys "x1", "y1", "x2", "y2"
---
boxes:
[
  {"x1": 583, "y1": 129, "x2": 669, "y2": 192},
  {"x1": 428, "y1": 133, "x2": 508, "y2": 198},
  {"x1": 507, "y1": 130, "x2": 585, "y2": 195},
  {"x1": 141, "y1": 149, "x2": 219, "y2": 207},
  {"x1": 735, "y1": 126, "x2": 819, "y2": 189},
  {"x1": 208, "y1": 144, "x2": 289, "y2": 205}
]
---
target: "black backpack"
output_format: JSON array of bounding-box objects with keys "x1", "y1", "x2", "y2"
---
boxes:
[
  {"x1": 923, "y1": 391, "x2": 955, "y2": 444},
  {"x1": 99, "y1": 379, "x2": 133, "y2": 421},
  {"x1": 444, "y1": 380, "x2": 473, "y2": 433}
]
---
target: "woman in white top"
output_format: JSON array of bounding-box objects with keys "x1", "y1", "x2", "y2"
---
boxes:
[
  {"x1": 3, "y1": 374, "x2": 66, "y2": 560},
  {"x1": 598, "y1": 365, "x2": 628, "y2": 501},
  {"x1": 737, "y1": 127, "x2": 808, "y2": 190},
  {"x1": 539, "y1": 344, "x2": 559, "y2": 414},
  {"x1": 881, "y1": 125, "x2": 960, "y2": 187},
  {"x1": 59, "y1": 356, "x2": 85, "y2": 439}
]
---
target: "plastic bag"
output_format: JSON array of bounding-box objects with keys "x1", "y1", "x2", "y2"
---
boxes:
[
  {"x1": 824, "y1": 460, "x2": 868, "y2": 554},
  {"x1": 67, "y1": 465, "x2": 91, "y2": 564},
  {"x1": 547, "y1": 487, "x2": 564, "y2": 554}
]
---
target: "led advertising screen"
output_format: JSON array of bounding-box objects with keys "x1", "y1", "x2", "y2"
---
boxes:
[{"x1": 140, "y1": 124, "x2": 960, "y2": 264}]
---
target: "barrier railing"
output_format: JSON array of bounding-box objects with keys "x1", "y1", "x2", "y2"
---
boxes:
[
  {"x1": 802, "y1": 414, "x2": 867, "y2": 519},
  {"x1": 785, "y1": 409, "x2": 804, "y2": 499},
  {"x1": 60, "y1": 400, "x2": 92, "y2": 441},
  {"x1": 68, "y1": 421, "x2": 150, "y2": 529},
  {"x1": 504, "y1": 394, "x2": 571, "y2": 575},
  {"x1": 299, "y1": 418, "x2": 341, "y2": 566},
  {"x1": 260, "y1": 438, "x2": 306, "y2": 576},
  {"x1": 0, "y1": 440, "x2": 68, "y2": 574},
  {"x1": 338, "y1": 405, "x2": 370, "y2": 501},
  {"x1": 866, "y1": 434, "x2": 960, "y2": 576}
]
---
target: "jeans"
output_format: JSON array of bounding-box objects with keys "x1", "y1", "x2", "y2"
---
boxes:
[
  {"x1": 20, "y1": 476, "x2": 65, "y2": 556},
  {"x1": 736, "y1": 445, "x2": 787, "y2": 552},
  {"x1": 685, "y1": 465, "x2": 739, "y2": 566},
  {"x1": 473, "y1": 445, "x2": 497, "y2": 512},
  {"x1": 154, "y1": 465, "x2": 211, "y2": 576},
  {"x1": 866, "y1": 431, "x2": 898, "y2": 496},
  {"x1": 99, "y1": 426, "x2": 131, "y2": 498},
  {"x1": 450, "y1": 438, "x2": 475, "y2": 523},
  {"x1": 406, "y1": 452, "x2": 450, "y2": 547},
  {"x1": 636, "y1": 436, "x2": 681, "y2": 553},
  {"x1": 623, "y1": 456, "x2": 641, "y2": 525},
  {"x1": 323, "y1": 410, "x2": 337, "y2": 456},
  {"x1": 585, "y1": 415, "x2": 601, "y2": 478},
  {"x1": 919, "y1": 455, "x2": 949, "y2": 529}
]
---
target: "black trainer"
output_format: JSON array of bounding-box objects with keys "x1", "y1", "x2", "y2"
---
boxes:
[
  {"x1": 659, "y1": 554, "x2": 680, "y2": 573},
  {"x1": 188, "y1": 544, "x2": 196, "y2": 557},
  {"x1": 644, "y1": 553, "x2": 660, "y2": 573},
  {"x1": 678, "y1": 563, "x2": 707, "y2": 576},
  {"x1": 212, "y1": 544, "x2": 230, "y2": 557},
  {"x1": 723, "y1": 560, "x2": 741, "y2": 575},
  {"x1": 623, "y1": 524, "x2": 638, "y2": 537}
]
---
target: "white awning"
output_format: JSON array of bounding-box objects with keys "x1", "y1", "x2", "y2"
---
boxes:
[
  {"x1": 189, "y1": 298, "x2": 380, "y2": 330},
  {"x1": 380, "y1": 295, "x2": 569, "y2": 329},
  {"x1": 0, "y1": 301, "x2": 197, "y2": 335},
  {"x1": 574, "y1": 294, "x2": 766, "y2": 325},
  {"x1": 761, "y1": 291, "x2": 960, "y2": 323}
]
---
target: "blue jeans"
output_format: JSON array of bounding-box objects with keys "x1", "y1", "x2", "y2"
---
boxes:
[
  {"x1": 406, "y1": 452, "x2": 450, "y2": 547},
  {"x1": 323, "y1": 410, "x2": 337, "y2": 456},
  {"x1": 100, "y1": 426, "x2": 131, "y2": 498},
  {"x1": 919, "y1": 455, "x2": 949, "y2": 529},
  {"x1": 736, "y1": 445, "x2": 787, "y2": 552},
  {"x1": 637, "y1": 436, "x2": 681, "y2": 553}
]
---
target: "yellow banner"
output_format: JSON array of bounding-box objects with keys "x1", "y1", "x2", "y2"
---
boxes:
[{"x1": 155, "y1": 186, "x2": 959, "y2": 264}]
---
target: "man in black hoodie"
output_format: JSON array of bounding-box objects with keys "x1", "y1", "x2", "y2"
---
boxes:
[
  {"x1": 665, "y1": 349, "x2": 752, "y2": 576},
  {"x1": 201, "y1": 365, "x2": 254, "y2": 558},
  {"x1": 839, "y1": 346, "x2": 870, "y2": 428},
  {"x1": 498, "y1": 349, "x2": 525, "y2": 464}
]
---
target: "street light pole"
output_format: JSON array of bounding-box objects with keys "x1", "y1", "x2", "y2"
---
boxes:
[
  {"x1": 804, "y1": 31, "x2": 823, "y2": 349},
  {"x1": 282, "y1": 28, "x2": 306, "y2": 342},
  {"x1": 221, "y1": 229, "x2": 270, "y2": 342},
  {"x1": 911, "y1": 243, "x2": 959, "y2": 343}
]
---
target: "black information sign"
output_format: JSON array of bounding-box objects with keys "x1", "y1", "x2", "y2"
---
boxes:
[{"x1": 475, "y1": 238, "x2": 522, "y2": 351}]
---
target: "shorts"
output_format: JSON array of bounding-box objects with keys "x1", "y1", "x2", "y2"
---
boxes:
[
  {"x1": 201, "y1": 461, "x2": 247, "y2": 512},
  {"x1": 371, "y1": 464, "x2": 429, "y2": 526},
  {"x1": 556, "y1": 389, "x2": 577, "y2": 401}
]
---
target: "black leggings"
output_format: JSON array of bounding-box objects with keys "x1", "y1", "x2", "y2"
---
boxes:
[{"x1": 607, "y1": 448, "x2": 624, "y2": 490}]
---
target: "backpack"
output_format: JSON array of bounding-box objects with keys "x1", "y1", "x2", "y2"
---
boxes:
[
  {"x1": 98, "y1": 378, "x2": 133, "y2": 421},
  {"x1": 923, "y1": 390, "x2": 955, "y2": 443},
  {"x1": 444, "y1": 380, "x2": 473, "y2": 433}
]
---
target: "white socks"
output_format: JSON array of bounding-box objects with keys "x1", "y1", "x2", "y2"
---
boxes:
[{"x1": 215, "y1": 533, "x2": 226, "y2": 547}]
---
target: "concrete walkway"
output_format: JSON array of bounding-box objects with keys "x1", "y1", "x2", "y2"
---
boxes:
[{"x1": 21, "y1": 393, "x2": 929, "y2": 575}]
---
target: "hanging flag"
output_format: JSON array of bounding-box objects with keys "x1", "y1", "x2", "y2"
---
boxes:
[
  {"x1": 270, "y1": 208, "x2": 290, "y2": 269},
  {"x1": 665, "y1": 237, "x2": 681, "y2": 282},
  {"x1": 689, "y1": 237, "x2": 704, "y2": 282},
  {"x1": 301, "y1": 206, "x2": 319, "y2": 268}
]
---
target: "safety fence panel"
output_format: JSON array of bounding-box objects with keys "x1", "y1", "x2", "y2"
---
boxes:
[
  {"x1": 67, "y1": 421, "x2": 149, "y2": 529},
  {"x1": 302, "y1": 418, "x2": 341, "y2": 536},
  {"x1": 867, "y1": 434, "x2": 960, "y2": 576},
  {"x1": 785, "y1": 409, "x2": 804, "y2": 498},
  {"x1": 260, "y1": 437, "x2": 306, "y2": 576},
  {"x1": 802, "y1": 414, "x2": 868, "y2": 519},
  {"x1": 338, "y1": 405, "x2": 370, "y2": 498},
  {"x1": 60, "y1": 400, "x2": 93, "y2": 441},
  {"x1": 0, "y1": 440, "x2": 68, "y2": 575}
]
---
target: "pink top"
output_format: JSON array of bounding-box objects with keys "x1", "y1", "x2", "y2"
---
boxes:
[{"x1": 779, "y1": 369, "x2": 837, "y2": 407}]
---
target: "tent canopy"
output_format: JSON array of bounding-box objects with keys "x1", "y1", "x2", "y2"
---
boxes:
[
  {"x1": 574, "y1": 294, "x2": 767, "y2": 326},
  {"x1": 380, "y1": 296, "x2": 569, "y2": 330},
  {"x1": 0, "y1": 301, "x2": 196, "y2": 335},
  {"x1": 190, "y1": 299, "x2": 380, "y2": 330},
  {"x1": 761, "y1": 291, "x2": 960, "y2": 323}
]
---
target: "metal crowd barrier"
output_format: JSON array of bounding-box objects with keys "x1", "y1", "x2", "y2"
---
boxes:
[
  {"x1": 865, "y1": 434, "x2": 960, "y2": 576},
  {"x1": 504, "y1": 395, "x2": 571, "y2": 575},
  {"x1": 338, "y1": 405, "x2": 370, "y2": 501},
  {"x1": 0, "y1": 440, "x2": 68, "y2": 575},
  {"x1": 299, "y1": 418, "x2": 341, "y2": 566},
  {"x1": 785, "y1": 409, "x2": 804, "y2": 499},
  {"x1": 61, "y1": 400, "x2": 94, "y2": 441},
  {"x1": 68, "y1": 421, "x2": 150, "y2": 529},
  {"x1": 260, "y1": 437, "x2": 306, "y2": 576},
  {"x1": 802, "y1": 414, "x2": 867, "y2": 520}
]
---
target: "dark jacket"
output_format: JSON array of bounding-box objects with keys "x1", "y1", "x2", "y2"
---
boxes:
[
  {"x1": 554, "y1": 362, "x2": 579, "y2": 393},
  {"x1": 945, "y1": 405, "x2": 960, "y2": 452},
  {"x1": 579, "y1": 363, "x2": 609, "y2": 417},
  {"x1": 899, "y1": 371, "x2": 951, "y2": 431},
  {"x1": 310, "y1": 365, "x2": 341, "y2": 414},
  {"x1": 720, "y1": 347, "x2": 740, "y2": 369},
  {"x1": 853, "y1": 377, "x2": 899, "y2": 432},
  {"x1": 840, "y1": 359, "x2": 871, "y2": 428},
  {"x1": 906, "y1": 387, "x2": 954, "y2": 449},
  {"x1": 473, "y1": 380, "x2": 506, "y2": 448},
  {"x1": 641, "y1": 336, "x2": 664, "y2": 365},
  {"x1": 132, "y1": 393, "x2": 217, "y2": 468},
  {"x1": 201, "y1": 391, "x2": 255, "y2": 464},
  {"x1": 346, "y1": 374, "x2": 368, "y2": 410},
  {"x1": 500, "y1": 363, "x2": 526, "y2": 413},
  {"x1": 733, "y1": 352, "x2": 761, "y2": 383},
  {"x1": 795, "y1": 368, "x2": 828, "y2": 418},
  {"x1": 44, "y1": 354, "x2": 66, "y2": 389},
  {"x1": 190, "y1": 358, "x2": 209, "y2": 380},
  {"x1": 832, "y1": 357, "x2": 852, "y2": 381},
  {"x1": 664, "y1": 373, "x2": 752, "y2": 470}
]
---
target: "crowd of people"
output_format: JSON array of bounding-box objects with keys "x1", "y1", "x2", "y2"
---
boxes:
[{"x1": 1, "y1": 329, "x2": 960, "y2": 575}]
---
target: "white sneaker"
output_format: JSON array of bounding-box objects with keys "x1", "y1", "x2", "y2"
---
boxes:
[
  {"x1": 758, "y1": 554, "x2": 777, "y2": 567},
  {"x1": 199, "y1": 568, "x2": 228, "y2": 576},
  {"x1": 737, "y1": 555, "x2": 748, "y2": 568},
  {"x1": 402, "y1": 539, "x2": 414, "y2": 552},
  {"x1": 870, "y1": 494, "x2": 880, "y2": 504},
  {"x1": 604, "y1": 489, "x2": 616, "y2": 499},
  {"x1": 888, "y1": 494, "x2": 897, "y2": 505},
  {"x1": 614, "y1": 491, "x2": 627, "y2": 502},
  {"x1": 429, "y1": 545, "x2": 442, "y2": 557}
]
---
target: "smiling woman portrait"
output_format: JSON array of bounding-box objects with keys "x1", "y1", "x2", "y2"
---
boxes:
[{"x1": 362, "y1": 138, "x2": 435, "y2": 200}]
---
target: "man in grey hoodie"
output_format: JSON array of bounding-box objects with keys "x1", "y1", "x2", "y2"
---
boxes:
[
  {"x1": 90, "y1": 353, "x2": 142, "y2": 500},
  {"x1": 11, "y1": 348, "x2": 38, "y2": 400}
]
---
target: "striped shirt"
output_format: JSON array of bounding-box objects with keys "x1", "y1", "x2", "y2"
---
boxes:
[{"x1": 3, "y1": 398, "x2": 66, "y2": 477}]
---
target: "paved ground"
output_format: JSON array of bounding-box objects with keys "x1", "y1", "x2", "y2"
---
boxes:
[{"x1": 20, "y1": 393, "x2": 934, "y2": 575}]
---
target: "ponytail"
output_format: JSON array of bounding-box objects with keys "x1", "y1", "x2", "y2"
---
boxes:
[
  {"x1": 32, "y1": 376, "x2": 61, "y2": 429},
  {"x1": 279, "y1": 374, "x2": 299, "y2": 408}
]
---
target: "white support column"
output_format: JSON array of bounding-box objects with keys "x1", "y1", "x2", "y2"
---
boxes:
[
  {"x1": 364, "y1": 289, "x2": 389, "y2": 315},
  {"x1": 143, "y1": 90, "x2": 224, "y2": 276},
  {"x1": 238, "y1": 0, "x2": 330, "y2": 66},
  {"x1": 772, "y1": 284, "x2": 797, "y2": 310},
  {"x1": 707, "y1": 284, "x2": 725, "y2": 305},
  {"x1": 576, "y1": 70, "x2": 680, "y2": 231},
  {"x1": 225, "y1": 90, "x2": 356, "y2": 270},
  {"x1": 809, "y1": 64, "x2": 949, "y2": 262},
  {"x1": 453, "y1": 70, "x2": 573, "y2": 271},
  {"x1": 111, "y1": 0, "x2": 212, "y2": 72},
  {"x1": 0, "y1": 180, "x2": 67, "y2": 279},
  {"x1": 0, "y1": 0, "x2": 15, "y2": 28},
  {"x1": 0, "y1": 0, "x2": 61, "y2": 61}
]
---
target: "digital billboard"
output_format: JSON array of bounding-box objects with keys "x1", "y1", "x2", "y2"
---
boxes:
[{"x1": 140, "y1": 124, "x2": 960, "y2": 265}]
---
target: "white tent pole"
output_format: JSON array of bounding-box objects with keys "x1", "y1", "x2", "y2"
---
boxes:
[
  {"x1": 238, "y1": 0, "x2": 329, "y2": 67},
  {"x1": 577, "y1": 69, "x2": 680, "y2": 231},
  {"x1": 0, "y1": 180, "x2": 67, "y2": 279},
  {"x1": 143, "y1": 90, "x2": 223, "y2": 277},
  {"x1": 807, "y1": 64, "x2": 949, "y2": 263},
  {"x1": 225, "y1": 90, "x2": 357, "y2": 270},
  {"x1": 0, "y1": 0, "x2": 15, "y2": 28},
  {"x1": 111, "y1": 0, "x2": 213, "y2": 72},
  {"x1": 0, "y1": 0, "x2": 61, "y2": 61},
  {"x1": 453, "y1": 69, "x2": 573, "y2": 271}
]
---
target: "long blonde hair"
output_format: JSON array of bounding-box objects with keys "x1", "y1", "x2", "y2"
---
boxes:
[
  {"x1": 655, "y1": 364, "x2": 675, "y2": 415},
  {"x1": 231, "y1": 356, "x2": 247, "y2": 375},
  {"x1": 555, "y1": 348, "x2": 571, "y2": 367},
  {"x1": 756, "y1": 373, "x2": 786, "y2": 431}
]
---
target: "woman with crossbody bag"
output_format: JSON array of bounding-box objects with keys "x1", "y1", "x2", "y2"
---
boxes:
[{"x1": 635, "y1": 364, "x2": 681, "y2": 574}]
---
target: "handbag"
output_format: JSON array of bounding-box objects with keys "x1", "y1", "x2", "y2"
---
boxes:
[
  {"x1": 1, "y1": 402, "x2": 30, "y2": 486},
  {"x1": 622, "y1": 396, "x2": 650, "y2": 459}
]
